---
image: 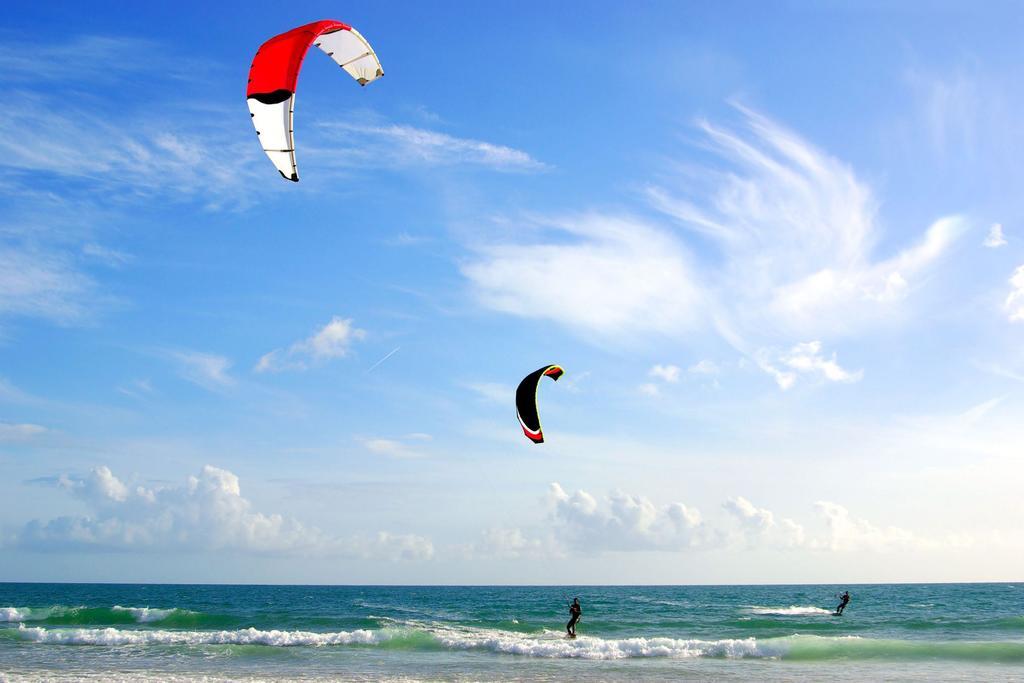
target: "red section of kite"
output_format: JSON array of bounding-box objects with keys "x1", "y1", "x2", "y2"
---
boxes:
[
  {"x1": 521, "y1": 427, "x2": 544, "y2": 443},
  {"x1": 246, "y1": 20, "x2": 351, "y2": 97}
]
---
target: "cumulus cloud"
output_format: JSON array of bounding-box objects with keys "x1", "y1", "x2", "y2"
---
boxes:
[
  {"x1": 354, "y1": 532, "x2": 435, "y2": 562},
  {"x1": 722, "y1": 496, "x2": 805, "y2": 549},
  {"x1": 643, "y1": 364, "x2": 685, "y2": 395},
  {"x1": 462, "y1": 214, "x2": 702, "y2": 340},
  {"x1": 755, "y1": 341, "x2": 862, "y2": 390},
  {"x1": 812, "y1": 501, "x2": 925, "y2": 552},
  {"x1": 256, "y1": 317, "x2": 366, "y2": 373},
  {"x1": 1006, "y1": 266, "x2": 1024, "y2": 322},
  {"x1": 984, "y1": 223, "x2": 1007, "y2": 248},
  {"x1": 510, "y1": 484, "x2": 962, "y2": 557},
  {"x1": 547, "y1": 483, "x2": 705, "y2": 552},
  {"x1": 58, "y1": 465, "x2": 131, "y2": 503},
  {"x1": 470, "y1": 527, "x2": 553, "y2": 560},
  {"x1": 13, "y1": 465, "x2": 432, "y2": 560}
]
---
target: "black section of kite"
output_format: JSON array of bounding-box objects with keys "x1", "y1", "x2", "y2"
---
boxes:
[{"x1": 515, "y1": 365, "x2": 564, "y2": 444}]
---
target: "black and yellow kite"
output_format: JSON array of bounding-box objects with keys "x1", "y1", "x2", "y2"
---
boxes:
[{"x1": 515, "y1": 365, "x2": 564, "y2": 443}]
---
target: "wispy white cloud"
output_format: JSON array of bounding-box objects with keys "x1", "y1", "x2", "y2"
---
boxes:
[
  {"x1": 360, "y1": 433, "x2": 432, "y2": 459},
  {"x1": 169, "y1": 351, "x2": 234, "y2": 391},
  {"x1": 904, "y1": 65, "x2": 1024, "y2": 211},
  {"x1": 0, "y1": 422, "x2": 46, "y2": 441},
  {"x1": 649, "y1": 364, "x2": 681, "y2": 383},
  {"x1": 652, "y1": 106, "x2": 966, "y2": 339},
  {"x1": 0, "y1": 377, "x2": 37, "y2": 405},
  {"x1": 463, "y1": 381, "x2": 512, "y2": 404},
  {"x1": 384, "y1": 232, "x2": 432, "y2": 247},
  {"x1": 317, "y1": 122, "x2": 546, "y2": 172},
  {"x1": 13, "y1": 464, "x2": 433, "y2": 560},
  {"x1": 0, "y1": 245, "x2": 96, "y2": 325},
  {"x1": 907, "y1": 66, "x2": 980, "y2": 159},
  {"x1": 116, "y1": 378, "x2": 154, "y2": 399},
  {"x1": 638, "y1": 383, "x2": 661, "y2": 397},
  {"x1": 984, "y1": 223, "x2": 1007, "y2": 248},
  {"x1": 81, "y1": 243, "x2": 132, "y2": 266},
  {"x1": 462, "y1": 214, "x2": 702, "y2": 340},
  {"x1": 1006, "y1": 265, "x2": 1024, "y2": 322},
  {"x1": 0, "y1": 35, "x2": 271, "y2": 333},
  {"x1": 463, "y1": 105, "x2": 965, "y2": 358},
  {"x1": 0, "y1": 35, "x2": 208, "y2": 85},
  {"x1": 688, "y1": 360, "x2": 720, "y2": 375},
  {"x1": 256, "y1": 317, "x2": 366, "y2": 373},
  {"x1": 755, "y1": 341, "x2": 862, "y2": 390},
  {"x1": 0, "y1": 94, "x2": 267, "y2": 211}
]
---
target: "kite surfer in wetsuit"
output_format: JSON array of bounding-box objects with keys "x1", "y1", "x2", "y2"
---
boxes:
[
  {"x1": 835, "y1": 591, "x2": 851, "y2": 615},
  {"x1": 567, "y1": 598, "x2": 582, "y2": 637}
]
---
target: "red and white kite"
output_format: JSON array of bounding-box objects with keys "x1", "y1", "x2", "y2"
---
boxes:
[{"x1": 246, "y1": 20, "x2": 383, "y2": 181}]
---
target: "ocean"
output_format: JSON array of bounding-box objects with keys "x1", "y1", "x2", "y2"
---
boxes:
[{"x1": 1, "y1": 583, "x2": 1022, "y2": 681}]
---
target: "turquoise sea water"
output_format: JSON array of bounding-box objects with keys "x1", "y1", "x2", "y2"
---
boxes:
[{"x1": 1, "y1": 583, "x2": 1022, "y2": 681}]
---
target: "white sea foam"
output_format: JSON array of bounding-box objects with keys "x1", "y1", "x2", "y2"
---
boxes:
[
  {"x1": 432, "y1": 626, "x2": 777, "y2": 659},
  {"x1": 0, "y1": 606, "x2": 74, "y2": 622},
  {"x1": 0, "y1": 607, "x2": 30, "y2": 622},
  {"x1": 9, "y1": 623, "x2": 1024, "y2": 664},
  {"x1": 748, "y1": 605, "x2": 833, "y2": 616},
  {"x1": 15, "y1": 625, "x2": 392, "y2": 647},
  {"x1": 1, "y1": 605, "x2": 185, "y2": 624},
  {"x1": 0, "y1": 674, "x2": 429, "y2": 683},
  {"x1": 12, "y1": 622, "x2": 787, "y2": 659},
  {"x1": 111, "y1": 606, "x2": 179, "y2": 623}
]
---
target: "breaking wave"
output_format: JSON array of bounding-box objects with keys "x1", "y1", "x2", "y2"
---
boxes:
[
  {"x1": 14, "y1": 624, "x2": 392, "y2": 647},
  {"x1": 747, "y1": 605, "x2": 834, "y2": 616},
  {"x1": 8, "y1": 624, "x2": 1024, "y2": 662},
  {"x1": 111, "y1": 606, "x2": 180, "y2": 623},
  {"x1": 0, "y1": 605, "x2": 204, "y2": 626}
]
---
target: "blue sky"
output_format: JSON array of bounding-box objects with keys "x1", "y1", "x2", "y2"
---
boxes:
[{"x1": 2, "y1": 1, "x2": 1024, "y2": 584}]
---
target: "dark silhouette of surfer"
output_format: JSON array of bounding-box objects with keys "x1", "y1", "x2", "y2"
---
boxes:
[
  {"x1": 835, "y1": 591, "x2": 851, "y2": 615},
  {"x1": 567, "y1": 598, "x2": 582, "y2": 637}
]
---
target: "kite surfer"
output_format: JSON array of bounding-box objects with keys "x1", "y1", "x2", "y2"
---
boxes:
[
  {"x1": 567, "y1": 597, "x2": 582, "y2": 637},
  {"x1": 835, "y1": 591, "x2": 851, "y2": 615}
]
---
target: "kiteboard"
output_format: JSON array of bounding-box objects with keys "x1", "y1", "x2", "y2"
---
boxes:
[{"x1": 566, "y1": 633, "x2": 577, "y2": 639}]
